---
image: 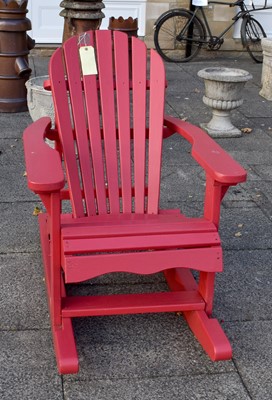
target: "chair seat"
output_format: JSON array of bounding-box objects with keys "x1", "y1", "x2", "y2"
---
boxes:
[{"x1": 61, "y1": 212, "x2": 222, "y2": 283}]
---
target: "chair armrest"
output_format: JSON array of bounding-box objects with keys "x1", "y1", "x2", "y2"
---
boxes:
[
  {"x1": 23, "y1": 117, "x2": 65, "y2": 193},
  {"x1": 164, "y1": 115, "x2": 247, "y2": 185}
]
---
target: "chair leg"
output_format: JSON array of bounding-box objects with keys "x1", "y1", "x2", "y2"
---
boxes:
[
  {"x1": 39, "y1": 213, "x2": 79, "y2": 374},
  {"x1": 198, "y1": 272, "x2": 215, "y2": 316},
  {"x1": 164, "y1": 268, "x2": 232, "y2": 361}
]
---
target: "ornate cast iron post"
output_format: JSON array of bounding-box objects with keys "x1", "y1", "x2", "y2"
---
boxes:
[{"x1": 59, "y1": 0, "x2": 105, "y2": 42}]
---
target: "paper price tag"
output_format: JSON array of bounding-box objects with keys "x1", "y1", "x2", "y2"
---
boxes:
[{"x1": 79, "y1": 46, "x2": 98, "y2": 76}]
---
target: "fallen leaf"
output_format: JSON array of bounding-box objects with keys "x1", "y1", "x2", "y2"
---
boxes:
[
  {"x1": 238, "y1": 223, "x2": 244, "y2": 228},
  {"x1": 235, "y1": 232, "x2": 242, "y2": 237},
  {"x1": 241, "y1": 127, "x2": 252, "y2": 134},
  {"x1": 33, "y1": 206, "x2": 42, "y2": 216},
  {"x1": 23, "y1": 171, "x2": 27, "y2": 177},
  {"x1": 194, "y1": 88, "x2": 200, "y2": 93},
  {"x1": 181, "y1": 117, "x2": 188, "y2": 121}
]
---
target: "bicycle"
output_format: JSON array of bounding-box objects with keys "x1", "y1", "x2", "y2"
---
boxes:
[{"x1": 154, "y1": 0, "x2": 268, "y2": 63}]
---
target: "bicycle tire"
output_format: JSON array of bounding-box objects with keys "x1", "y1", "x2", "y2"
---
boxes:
[
  {"x1": 154, "y1": 10, "x2": 205, "y2": 62},
  {"x1": 241, "y1": 16, "x2": 266, "y2": 63}
]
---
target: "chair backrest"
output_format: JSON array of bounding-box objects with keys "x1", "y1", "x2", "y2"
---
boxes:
[{"x1": 49, "y1": 30, "x2": 166, "y2": 217}]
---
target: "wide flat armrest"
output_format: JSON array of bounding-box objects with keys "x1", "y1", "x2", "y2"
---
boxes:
[
  {"x1": 23, "y1": 117, "x2": 65, "y2": 193},
  {"x1": 164, "y1": 115, "x2": 247, "y2": 185}
]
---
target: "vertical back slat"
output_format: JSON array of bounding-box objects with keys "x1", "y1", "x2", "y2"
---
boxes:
[
  {"x1": 147, "y1": 50, "x2": 165, "y2": 214},
  {"x1": 50, "y1": 48, "x2": 85, "y2": 218},
  {"x1": 63, "y1": 37, "x2": 96, "y2": 216},
  {"x1": 82, "y1": 31, "x2": 108, "y2": 215},
  {"x1": 113, "y1": 31, "x2": 132, "y2": 213},
  {"x1": 131, "y1": 37, "x2": 147, "y2": 213},
  {"x1": 95, "y1": 30, "x2": 120, "y2": 214}
]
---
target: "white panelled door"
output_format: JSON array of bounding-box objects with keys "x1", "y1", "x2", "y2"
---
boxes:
[
  {"x1": 28, "y1": 0, "x2": 63, "y2": 43},
  {"x1": 28, "y1": 0, "x2": 147, "y2": 44}
]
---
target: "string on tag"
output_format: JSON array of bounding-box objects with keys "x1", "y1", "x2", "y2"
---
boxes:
[{"x1": 78, "y1": 32, "x2": 90, "y2": 47}]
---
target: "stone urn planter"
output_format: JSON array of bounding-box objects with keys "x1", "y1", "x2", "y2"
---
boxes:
[
  {"x1": 198, "y1": 67, "x2": 252, "y2": 138},
  {"x1": 25, "y1": 75, "x2": 55, "y2": 146},
  {"x1": 259, "y1": 38, "x2": 272, "y2": 101},
  {"x1": 25, "y1": 75, "x2": 54, "y2": 121}
]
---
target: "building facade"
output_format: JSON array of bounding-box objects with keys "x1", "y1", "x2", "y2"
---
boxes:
[{"x1": 28, "y1": 0, "x2": 272, "y2": 49}]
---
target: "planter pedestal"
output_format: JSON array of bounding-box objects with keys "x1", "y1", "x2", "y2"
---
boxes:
[
  {"x1": 198, "y1": 67, "x2": 252, "y2": 138},
  {"x1": 260, "y1": 38, "x2": 272, "y2": 101}
]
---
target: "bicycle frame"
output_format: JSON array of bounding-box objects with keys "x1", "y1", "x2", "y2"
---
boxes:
[
  {"x1": 184, "y1": 0, "x2": 269, "y2": 46},
  {"x1": 153, "y1": 0, "x2": 270, "y2": 62}
]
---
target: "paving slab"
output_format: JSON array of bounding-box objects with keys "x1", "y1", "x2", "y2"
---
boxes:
[
  {"x1": 177, "y1": 55, "x2": 262, "y2": 83},
  {"x1": 165, "y1": 69, "x2": 204, "y2": 94},
  {"x1": 0, "y1": 140, "x2": 36, "y2": 202},
  {"x1": 0, "y1": 112, "x2": 32, "y2": 139},
  {"x1": 250, "y1": 165, "x2": 272, "y2": 182},
  {"x1": 0, "y1": 166, "x2": 35, "y2": 202},
  {"x1": 166, "y1": 92, "x2": 212, "y2": 125},
  {"x1": 0, "y1": 331, "x2": 63, "y2": 400},
  {"x1": 216, "y1": 129, "x2": 272, "y2": 153},
  {"x1": 219, "y1": 207, "x2": 272, "y2": 250},
  {"x1": 239, "y1": 86, "x2": 272, "y2": 119},
  {"x1": 0, "y1": 138, "x2": 25, "y2": 164},
  {"x1": 160, "y1": 164, "x2": 205, "y2": 204},
  {"x1": 65, "y1": 313, "x2": 235, "y2": 382},
  {"x1": 226, "y1": 321, "x2": 272, "y2": 400},
  {"x1": 162, "y1": 134, "x2": 198, "y2": 165},
  {"x1": 225, "y1": 147, "x2": 272, "y2": 166},
  {"x1": 0, "y1": 202, "x2": 42, "y2": 253},
  {"x1": 245, "y1": 181, "x2": 272, "y2": 220},
  {"x1": 213, "y1": 250, "x2": 272, "y2": 322},
  {"x1": 0, "y1": 253, "x2": 49, "y2": 330},
  {"x1": 63, "y1": 372, "x2": 250, "y2": 400},
  {"x1": 81, "y1": 271, "x2": 165, "y2": 287},
  {"x1": 67, "y1": 281, "x2": 168, "y2": 297}
]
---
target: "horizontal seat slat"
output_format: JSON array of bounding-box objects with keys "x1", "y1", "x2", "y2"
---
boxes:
[
  {"x1": 64, "y1": 247, "x2": 222, "y2": 283},
  {"x1": 61, "y1": 213, "x2": 211, "y2": 227},
  {"x1": 63, "y1": 231, "x2": 220, "y2": 254},
  {"x1": 62, "y1": 291, "x2": 206, "y2": 317},
  {"x1": 62, "y1": 219, "x2": 217, "y2": 239}
]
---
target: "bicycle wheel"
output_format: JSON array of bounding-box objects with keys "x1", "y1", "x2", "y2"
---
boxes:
[
  {"x1": 154, "y1": 10, "x2": 205, "y2": 62},
  {"x1": 241, "y1": 16, "x2": 266, "y2": 63}
]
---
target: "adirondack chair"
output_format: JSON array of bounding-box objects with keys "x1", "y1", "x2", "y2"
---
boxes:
[{"x1": 23, "y1": 30, "x2": 247, "y2": 374}]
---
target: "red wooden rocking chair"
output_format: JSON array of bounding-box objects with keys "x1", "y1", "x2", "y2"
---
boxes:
[{"x1": 23, "y1": 30, "x2": 246, "y2": 374}]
